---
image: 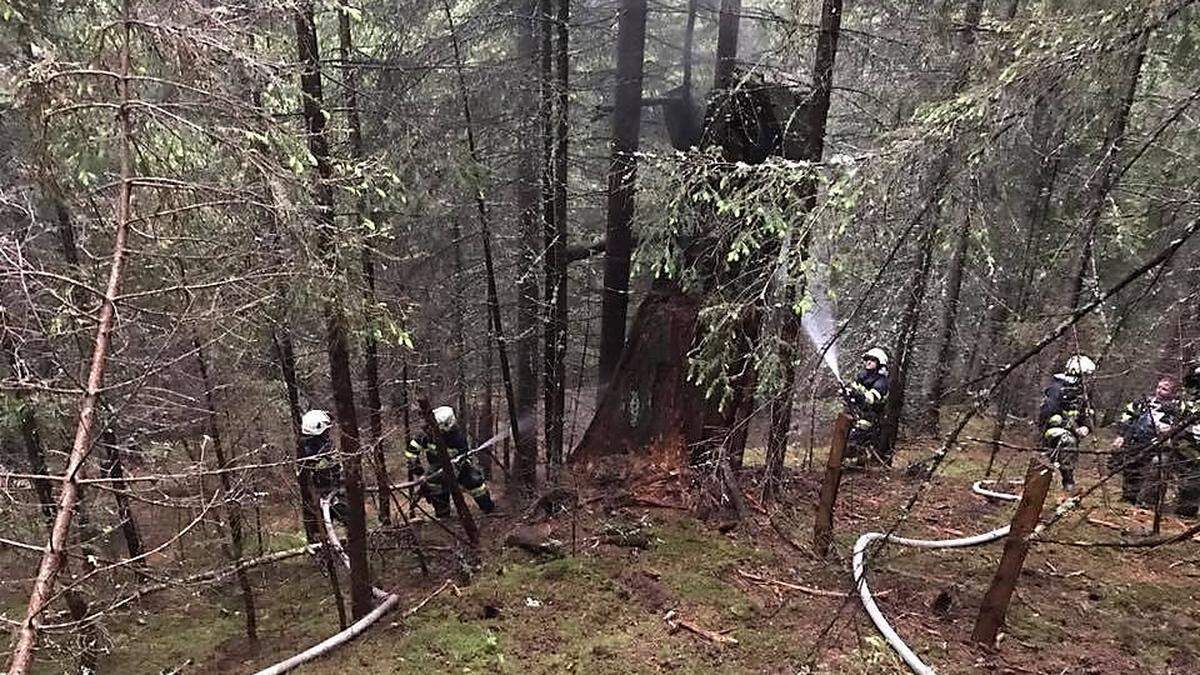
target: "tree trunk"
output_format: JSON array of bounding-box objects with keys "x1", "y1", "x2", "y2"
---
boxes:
[
  {"x1": 682, "y1": 0, "x2": 697, "y2": 96},
  {"x1": 441, "y1": 0, "x2": 531, "y2": 500},
  {"x1": 544, "y1": 0, "x2": 570, "y2": 468},
  {"x1": 713, "y1": 0, "x2": 740, "y2": 90},
  {"x1": 514, "y1": 0, "x2": 541, "y2": 482},
  {"x1": 1068, "y1": 30, "x2": 1149, "y2": 310},
  {"x1": 922, "y1": 211, "x2": 972, "y2": 433},
  {"x1": 273, "y1": 327, "x2": 321, "y2": 543},
  {"x1": 338, "y1": 7, "x2": 392, "y2": 528},
  {"x1": 192, "y1": 336, "x2": 258, "y2": 641},
  {"x1": 879, "y1": 210, "x2": 943, "y2": 457},
  {"x1": 9, "y1": 4, "x2": 135, "y2": 669},
  {"x1": 99, "y1": 426, "x2": 144, "y2": 567},
  {"x1": 597, "y1": 0, "x2": 647, "y2": 400},
  {"x1": 763, "y1": 0, "x2": 843, "y2": 500},
  {"x1": 293, "y1": 0, "x2": 374, "y2": 620}
]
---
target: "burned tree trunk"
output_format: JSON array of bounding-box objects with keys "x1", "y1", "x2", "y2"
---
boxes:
[
  {"x1": 573, "y1": 74, "x2": 804, "y2": 493},
  {"x1": 293, "y1": 0, "x2": 373, "y2": 620},
  {"x1": 597, "y1": 0, "x2": 648, "y2": 399}
]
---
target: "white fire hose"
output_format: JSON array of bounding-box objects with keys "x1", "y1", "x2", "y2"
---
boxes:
[
  {"x1": 252, "y1": 495, "x2": 398, "y2": 674},
  {"x1": 851, "y1": 480, "x2": 1021, "y2": 674}
]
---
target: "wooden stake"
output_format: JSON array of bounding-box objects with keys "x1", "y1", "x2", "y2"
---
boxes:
[
  {"x1": 972, "y1": 453, "x2": 1053, "y2": 645},
  {"x1": 813, "y1": 413, "x2": 852, "y2": 557}
]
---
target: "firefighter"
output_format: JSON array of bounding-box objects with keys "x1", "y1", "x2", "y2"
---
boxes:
[
  {"x1": 1175, "y1": 364, "x2": 1200, "y2": 518},
  {"x1": 841, "y1": 347, "x2": 891, "y2": 468},
  {"x1": 405, "y1": 405, "x2": 495, "y2": 518},
  {"x1": 298, "y1": 409, "x2": 347, "y2": 524},
  {"x1": 1037, "y1": 354, "x2": 1096, "y2": 492},
  {"x1": 1110, "y1": 377, "x2": 1179, "y2": 505}
]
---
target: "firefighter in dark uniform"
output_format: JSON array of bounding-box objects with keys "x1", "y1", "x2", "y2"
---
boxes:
[
  {"x1": 1110, "y1": 377, "x2": 1179, "y2": 505},
  {"x1": 1038, "y1": 355, "x2": 1096, "y2": 492},
  {"x1": 405, "y1": 405, "x2": 495, "y2": 518},
  {"x1": 841, "y1": 347, "x2": 891, "y2": 468},
  {"x1": 298, "y1": 409, "x2": 347, "y2": 524},
  {"x1": 1175, "y1": 364, "x2": 1200, "y2": 518}
]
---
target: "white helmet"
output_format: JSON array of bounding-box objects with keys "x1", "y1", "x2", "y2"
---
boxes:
[
  {"x1": 1064, "y1": 354, "x2": 1096, "y2": 376},
  {"x1": 863, "y1": 347, "x2": 889, "y2": 367},
  {"x1": 433, "y1": 406, "x2": 456, "y2": 431},
  {"x1": 301, "y1": 409, "x2": 333, "y2": 436}
]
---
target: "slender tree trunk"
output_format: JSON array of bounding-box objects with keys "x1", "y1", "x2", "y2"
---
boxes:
[
  {"x1": 1068, "y1": 30, "x2": 1149, "y2": 309},
  {"x1": 99, "y1": 426, "x2": 144, "y2": 567},
  {"x1": 338, "y1": 7, "x2": 392, "y2": 527},
  {"x1": 192, "y1": 336, "x2": 258, "y2": 641},
  {"x1": 442, "y1": 0, "x2": 531, "y2": 499},
  {"x1": 273, "y1": 328, "x2": 321, "y2": 543},
  {"x1": 762, "y1": 0, "x2": 843, "y2": 500},
  {"x1": 293, "y1": 0, "x2": 373, "y2": 620},
  {"x1": 543, "y1": 0, "x2": 570, "y2": 468},
  {"x1": 8, "y1": 369, "x2": 55, "y2": 522},
  {"x1": 515, "y1": 0, "x2": 541, "y2": 476},
  {"x1": 879, "y1": 208, "x2": 944, "y2": 457},
  {"x1": 682, "y1": 0, "x2": 697, "y2": 96},
  {"x1": 8, "y1": 4, "x2": 135, "y2": 670},
  {"x1": 922, "y1": 212, "x2": 972, "y2": 432},
  {"x1": 713, "y1": 0, "x2": 740, "y2": 89},
  {"x1": 596, "y1": 0, "x2": 647, "y2": 399}
]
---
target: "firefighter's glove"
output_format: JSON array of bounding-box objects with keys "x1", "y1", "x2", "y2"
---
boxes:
[
  {"x1": 1111, "y1": 437, "x2": 1124, "y2": 450},
  {"x1": 1075, "y1": 426, "x2": 1090, "y2": 438}
]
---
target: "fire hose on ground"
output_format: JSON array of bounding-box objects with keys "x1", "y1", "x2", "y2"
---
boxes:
[
  {"x1": 851, "y1": 480, "x2": 1021, "y2": 675},
  {"x1": 251, "y1": 495, "x2": 400, "y2": 675}
]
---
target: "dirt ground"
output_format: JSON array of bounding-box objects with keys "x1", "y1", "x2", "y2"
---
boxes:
[{"x1": 6, "y1": 419, "x2": 1200, "y2": 674}]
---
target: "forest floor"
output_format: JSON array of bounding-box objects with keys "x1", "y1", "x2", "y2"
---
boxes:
[{"x1": 6, "y1": 415, "x2": 1200, "y2": 674}]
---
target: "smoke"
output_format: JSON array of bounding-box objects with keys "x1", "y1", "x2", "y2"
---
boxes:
[{"x1": 801, "y1": 276, "x2": 841, "y2": 382}]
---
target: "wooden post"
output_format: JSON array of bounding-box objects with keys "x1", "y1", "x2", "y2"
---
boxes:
[
  {"x1": 972, "y1": 453, "x2": 1053, "y2": 645},
  {"x1": 417, "y1": 398, "x2": 480, "y2": 547},
  {"x1": 813, "y1": 413, "x2": 852, "y2": 557}
]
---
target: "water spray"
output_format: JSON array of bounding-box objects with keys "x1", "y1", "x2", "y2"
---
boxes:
[{"x1": 801, "y1": 276, "x2": 842, "y2": 382}]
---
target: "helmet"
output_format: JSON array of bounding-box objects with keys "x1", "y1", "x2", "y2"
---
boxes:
[
  {"x1": 1064, "y1": 354, "x2": 1096, "y2": 377},
  {"x1": 301, "y1": 409, "x2": 333, "y2": 436},
  {"x1": 862, "y1": 347, "x2": 889, "y2": 367},
  {"x1": 433, "y1": 406, "x2": 456, "y2": 431},
  {"x1": 1185, "y1": 363, "x2": 1200, "y2": 391}
]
